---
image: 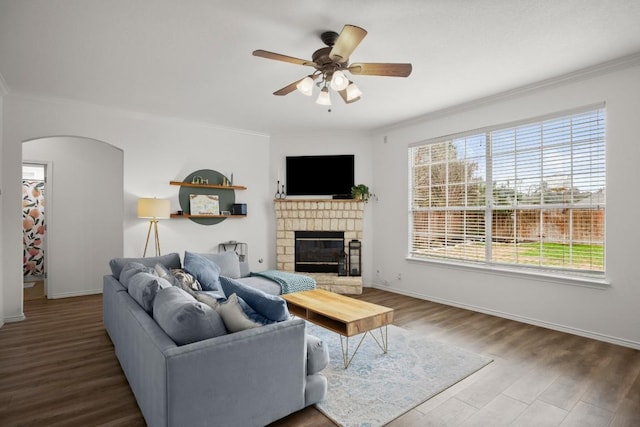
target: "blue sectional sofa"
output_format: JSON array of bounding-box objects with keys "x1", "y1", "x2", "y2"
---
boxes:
[{"x1": 103, "y1": 252, "x2": 328, "y2": 427}]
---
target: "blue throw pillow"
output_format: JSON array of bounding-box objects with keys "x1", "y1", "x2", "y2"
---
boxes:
[
  {"x1": 184, "y1": 251, "x2": 224, "y2": 294},
  {"x1": 219, "y1": 276, "x2": 289, "y2": 322},
  {"x1": 236, "y1": 296, "x2": 275, "y2": 325}
]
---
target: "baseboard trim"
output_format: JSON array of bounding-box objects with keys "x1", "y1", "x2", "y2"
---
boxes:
[
  {"x1": 371, "y1": 284, "x2": 640, "y2": 350},
  {"x1": 4, "y1": 313, "x2": 26, "y2": 323},
  {"x1": 49, "y1": 288, "x2": 103, "y2": 299}
]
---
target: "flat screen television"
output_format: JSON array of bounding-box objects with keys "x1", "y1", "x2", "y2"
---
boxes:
[{"x1": 286, "y1": 155, "x2": 354, "y2": 197}]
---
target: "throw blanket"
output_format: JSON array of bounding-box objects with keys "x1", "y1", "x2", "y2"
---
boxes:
[{"x1": 250, "y1": 270, "x2": 316, "y2": 294}]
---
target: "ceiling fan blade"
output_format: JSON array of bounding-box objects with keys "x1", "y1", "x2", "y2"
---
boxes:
[
  {"x1": 329, "y1": 25, "x2": 367, "y2": 63},
  {"x1": 253, "y1": 49, "x2": 315, "y2": 67},
  {"x1": 273, "y1": 77, "x2": 307, "y2": 96},
  {"x1": 348, "y1": 63, "x2": 412, "y2": 77},
  {"x1": 337, "y1": 88, "x2": 360, "y2": 104}
]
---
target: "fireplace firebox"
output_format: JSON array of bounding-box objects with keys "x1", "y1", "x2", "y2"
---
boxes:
[{"x1": 295, "y1": 231, "x2": 345, "y2": 273}]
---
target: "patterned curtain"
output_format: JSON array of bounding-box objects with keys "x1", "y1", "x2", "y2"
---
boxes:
[{"x1": 23, "y1": 180, "x2": 46, "y2": 278}]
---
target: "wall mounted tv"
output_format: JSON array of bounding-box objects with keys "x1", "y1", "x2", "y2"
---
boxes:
[{"x1": 286, "y1": 155, "x2": 354, "y2": 197}]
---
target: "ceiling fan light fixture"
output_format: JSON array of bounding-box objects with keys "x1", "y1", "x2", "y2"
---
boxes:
[
  {"x1": 330, "y1": 70, "x2": 349, "y2": 91},
  {"x1": 253, "y1": 24, "x2": 412, "y2": 105},
  {"x1": 296, "y1": 76, "x2": 314, "y2": 96},
  {"x1": 346, "y1": 81, "x2": 362, "y2": 101},
  {"x1": 316, "y1": 87, "x2": 331, "y2": 106}
]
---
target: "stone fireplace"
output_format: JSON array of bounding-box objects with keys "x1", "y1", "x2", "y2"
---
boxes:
[{"x1": 275, "y1": 199, "x2": 363, "y2": 294}]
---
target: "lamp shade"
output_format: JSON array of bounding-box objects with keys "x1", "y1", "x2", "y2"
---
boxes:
[
  {"x1": 296, "y1": 76, "x2": 314, "y2": 96},
  {"x1": 330, "y1": 70, "x2": 349, "y2": 91},
  {"x1": 137, "y1": 198, "x2": 170, "y2": 219},
  {"x1": 316, "y1": 87, "x2": 331, "y2": 106}
]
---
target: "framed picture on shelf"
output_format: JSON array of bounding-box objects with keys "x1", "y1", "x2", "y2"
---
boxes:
[{"x1": 189, "y1": 194, "x2": 219, "y2": 215}]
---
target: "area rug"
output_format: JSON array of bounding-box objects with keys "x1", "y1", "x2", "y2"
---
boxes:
[{"x1": 307, "y1": 322, "x2": 492, "y2": 427}]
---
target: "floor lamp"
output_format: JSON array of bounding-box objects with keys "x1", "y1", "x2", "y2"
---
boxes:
[{"x1": 137, "y1": 198, "x2": 171, "y2": 257}]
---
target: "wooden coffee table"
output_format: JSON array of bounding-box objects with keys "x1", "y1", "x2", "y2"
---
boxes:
[{"x1": 282, "y1": 289, "x2": 394, "y2": 368}]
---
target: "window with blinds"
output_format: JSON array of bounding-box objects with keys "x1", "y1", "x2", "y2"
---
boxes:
[{"x1": 409, "y1": 107, "x2": 605, "y2": 276}]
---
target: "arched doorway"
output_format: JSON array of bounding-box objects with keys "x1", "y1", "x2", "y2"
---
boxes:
[{"x1": 22, "y1": 136, "x2": 123, "y2": 299}]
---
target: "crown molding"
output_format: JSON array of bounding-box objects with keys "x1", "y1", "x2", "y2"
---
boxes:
[
  {"x1": 7, "y1": 91, "x2": 270, "y2": 138},
  {"x1": 374, "y1": 51, "x2": 640, "y2": 135}
]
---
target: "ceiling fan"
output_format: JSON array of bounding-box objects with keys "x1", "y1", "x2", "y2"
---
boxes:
[{"x1": 252, "y1": 24, "x2": 412, "y2": 106}]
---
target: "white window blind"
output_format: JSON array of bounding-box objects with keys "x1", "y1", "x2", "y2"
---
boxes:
[{"x1": 409, "y1": 107, "x2": 605, "y2": 276}]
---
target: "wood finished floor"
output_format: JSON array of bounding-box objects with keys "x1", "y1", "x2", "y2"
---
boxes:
[
  {"x1": 0, "y1": 288, "x2": 638, "y2": 426},
  {"x1": 22, "y1": 280, "x2": 45, "y2": 301}
]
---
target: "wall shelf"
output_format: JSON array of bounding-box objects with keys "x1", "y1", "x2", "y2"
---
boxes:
[
  {"x1": 171, "y1": 169, "x2": 247, "y2": 225},
  {"x1": 169, "y1": 181, "x2": 246, "y2": 190},
  {"x1": 170, "y1": 213, "x2": 244, "y2": 219}
]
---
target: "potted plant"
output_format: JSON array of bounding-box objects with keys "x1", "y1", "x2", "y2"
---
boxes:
[{"x1": 351, "y1": 184, "x2": 372, "y2": 203}]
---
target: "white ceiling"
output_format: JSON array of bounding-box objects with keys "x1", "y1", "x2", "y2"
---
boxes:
[{"x1": 1, "y1": 0, "x2": 640, "y2": 136}]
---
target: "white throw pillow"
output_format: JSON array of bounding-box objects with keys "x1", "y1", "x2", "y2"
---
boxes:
[{"x1": 202, "y1": 293, "x2": 261, "y2": 333}]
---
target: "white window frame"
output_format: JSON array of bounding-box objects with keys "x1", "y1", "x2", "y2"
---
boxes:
[{"x1": 408, "y1": 105, "x2": 607, "y2": 285}]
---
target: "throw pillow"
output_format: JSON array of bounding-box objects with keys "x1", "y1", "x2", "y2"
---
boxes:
[
  {"x1": 168, "y1": 268, "x2": 203, "y2": 293},
  {"x1": 109, "y1": 253, "x2": 181, "y2": 280},
  {"x1": 195, "y1": 291, "x2": 273, "y2": 325},
  {"x1": 215, "y1": 293, "x2": 262, "y2": 333},
  {"x1": 183, "y1": 251, "x2": 223, "y2": 293},
  {"x1": 197, "y1": 251, "x2": 242, "y2": 279},
  {"x1": 127, "y1": 271, "x2": 172, "y2": 313},
  {"x1": 219, "y1": 276, "x2": 289, "y2": 322},
  {"x1": 193, "y1": 291, "x2": 223, "y2": 309},
  {"x1": 154, "y1": 263, "x2": 180, "y2": 287},
  {"x1": 235, "y1": 296, "x2": 275, "y2": 325},
  {"x1": 153, "y1": 286, "x2": 227, "y2": 345},
  {"x1": 119, "y1": 262, "x2": 154, "y2": 289}
]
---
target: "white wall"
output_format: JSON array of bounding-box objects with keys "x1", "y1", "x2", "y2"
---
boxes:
[
  {"x1": 0, "y1": 95, "x2": 4, "y2": 327},
  {"x1": 270, "y1": 132, "x2": 375, "y2": 285},
  {"x1": 23, "y1": 137, "x2": 124, "y2": 298},
  {"x1": 2, "y1": 94, "x2": 271, "y2": 322},
  {"x1": 4, "y1": 64, "x2": 639, "y2": 351},
  {"x1": 371, "y1": 62, "x2": 640, "y2": 348}
]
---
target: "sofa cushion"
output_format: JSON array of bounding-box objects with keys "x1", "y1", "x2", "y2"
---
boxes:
[
  {"x1": 153, "y1": 286, "x2": 227, "y2": 345},
  {"x1": 232, "y1": 275, "x2": 281, "y2": 296},
  {"x1": 119, "y1": 262, "x2": 154, "y2": 289},
  {"x1": 197, "y1": 251, "x2": 242, "y2": 279},
  {"x1": 109, "y1": 253, "x2": 181, "y2": 280},
  {"x1": 183, "y1": 251, "x2": 223, "y2": 293},
  {"x1": 128, "y1": 271, "x2": 172, "y2": 313},
  {"x1": 239, "y1": 260, "x2": 251, "y2": 278},
  {"x1": 219, "y1": 276, "x2": 289, "y2": 322},
  {"x1": 215, "y1": 293, "x2": 262, "y2": 333}
]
